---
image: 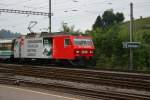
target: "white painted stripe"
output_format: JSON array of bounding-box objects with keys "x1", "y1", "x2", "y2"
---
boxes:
[{"x1": 0, "y1": 85, "x2": 81, "y2": 100}]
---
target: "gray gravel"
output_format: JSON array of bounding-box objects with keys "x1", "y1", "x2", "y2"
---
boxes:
[{"x1": 11, "y1": 75, "x2": 150, "y2": 96}]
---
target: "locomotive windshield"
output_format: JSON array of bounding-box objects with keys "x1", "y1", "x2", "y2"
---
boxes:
[{"x1": 74, "y1": 38, "x2": 93, "y2": 46}]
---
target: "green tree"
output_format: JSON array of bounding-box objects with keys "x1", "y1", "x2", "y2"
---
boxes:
[
  {"x1": 92, "y1": 15, "x2": 103, "y2": 30},
  {"x1": 91, "y1": 23, "x2": 129, "y2": 69},
  {"x1": 60, "y1": 22, "x2": 82, "y2": 34},
  {"x1": 91, "y1": 11, "x2": 150, "y2": 71},
  {"x1": 93, "y1": 10, "x2": 125, "y2": 30},
  {"x1": 61, "y1": 22, "x2": 74, "y2": 33},
  {"x1": 115, "y1": 12, "x2": 124, "y2": 23},
  {"x1": 102, "y1": 10, "x2": 116, "y2": 27},
  {"x1": 142, "y1": 33, "x2": 150, "y2": 44}
]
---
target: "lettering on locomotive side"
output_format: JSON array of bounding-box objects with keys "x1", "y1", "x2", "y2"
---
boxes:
[
  {"x1": 26, "y1": 39, "x2": 42, "y2": 57},
  {"x1": 27, "y1": 53, "x2": 36, "y2": 56},
  {"x1": 27, "y1": 40, "x2": 42, "y2": 43},
  {"x1": 27, "y1": 48, "x2": 37, "y2": 56},
  {"x1": 27, "y1": 44, "x2": 39, "y2": 48},
  {"x1": 27, "y1": 49, "x2": 36, "y2": 52}
]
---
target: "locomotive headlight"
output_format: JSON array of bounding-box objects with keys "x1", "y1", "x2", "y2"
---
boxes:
[{"x1": 76, "y1": 50, "x2": 80, "y2": 54}]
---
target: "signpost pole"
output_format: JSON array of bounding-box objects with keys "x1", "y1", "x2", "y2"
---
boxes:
[
  {"x1": 129, "y1": 3, "x2": 133, "y2": 70},
  {"x1": 49, "y1": 0, "x2": 51, "y2": 33}
]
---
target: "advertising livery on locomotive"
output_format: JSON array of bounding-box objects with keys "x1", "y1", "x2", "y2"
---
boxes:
[{"x1": 0, "y1": 32, "x2": 95, "y2": 66}]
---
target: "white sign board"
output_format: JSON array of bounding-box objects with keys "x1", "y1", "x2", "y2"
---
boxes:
[{"x1": 123, "y1": 42, "x2": 140, "y2": 48}]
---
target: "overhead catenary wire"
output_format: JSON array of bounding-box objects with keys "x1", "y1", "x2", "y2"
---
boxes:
[
  {"x1": 0, "y1": 9, "x2": 50, "y2": 16},
  {"x1": 0, "y1": 0, "x2": 150, "y2": 33}
]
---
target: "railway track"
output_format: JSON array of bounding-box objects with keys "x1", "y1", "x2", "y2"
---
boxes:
[
  {"x1": 0, "y1": 63, "x2": 150, "y2": 91},
  {"x1": 0, "y1": 63, "x2": 150, "y2": 99},
  {"x1": 0, "y1": 76, "x2": 150, "y2": 100}
]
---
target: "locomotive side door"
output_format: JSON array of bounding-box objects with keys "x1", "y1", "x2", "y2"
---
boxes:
[
  {"x1": 53, "y1": 36, "x2": 74, "y2": 59},
  {"x1": 63, "y1": 38, "x2": 74, "y2": 59}
]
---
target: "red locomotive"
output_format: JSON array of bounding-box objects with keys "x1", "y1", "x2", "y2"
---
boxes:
[{"x1": 0, "y1": 32, "x2": 95, "y2": 66}]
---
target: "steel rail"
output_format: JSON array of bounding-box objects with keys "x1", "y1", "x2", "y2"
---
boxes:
[
  {"x1": 0, "y1": 77, "x2": 150, "y2": 100},
  {"x1": 0, "y1": 63, "x2": 150, "y2": 91}
]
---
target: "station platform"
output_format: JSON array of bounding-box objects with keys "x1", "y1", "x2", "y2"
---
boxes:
[{"x1": 0, "y1": 84, "x2": 81, "y2": 100}]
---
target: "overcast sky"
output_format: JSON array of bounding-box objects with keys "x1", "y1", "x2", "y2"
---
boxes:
[{"x1": 0, "y1": 0, "x2": 150, "y2": 34}]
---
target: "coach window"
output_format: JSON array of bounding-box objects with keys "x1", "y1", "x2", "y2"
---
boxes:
[
  {"x1": 0, "y1": 43, "x2": 12, "y2": 50},
  {"x1": 64, "y1": 38, "x2": 71, "y2": 46}
]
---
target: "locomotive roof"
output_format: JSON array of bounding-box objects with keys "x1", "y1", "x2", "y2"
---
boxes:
[{"x1": 23, "y1": 32, "x2": 87, "y2": 38}]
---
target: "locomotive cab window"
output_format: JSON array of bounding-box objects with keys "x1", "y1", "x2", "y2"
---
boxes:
[
  {"x1": 64, "y1": 38, "x2": 71, "y2": 46},
  {"x1": 74, "y1": 38, "x2": 93, "y2": 46}
]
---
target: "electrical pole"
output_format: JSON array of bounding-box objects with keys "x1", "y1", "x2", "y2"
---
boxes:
[
  {"x1": 49, "y1": 0, "x2": 51, "y2": 33},
  {"x1": 129, "y1": 2, "x2": 133, "y2": 70}
]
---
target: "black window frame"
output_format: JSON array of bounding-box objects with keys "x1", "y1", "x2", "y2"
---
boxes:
[{"x1": 64, "y1": 38, "x2": 71, "y2": 46}]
